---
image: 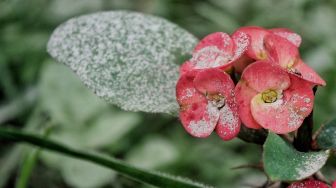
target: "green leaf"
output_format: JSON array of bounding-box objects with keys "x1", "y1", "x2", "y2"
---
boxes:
[
  {"x1": 47, "y1": 11, "x2": 198, "y2": 114},
  {"x1": 39, "y1": 62, "x2": 108, "y2": 127},
  {"x1": 126, "y1": 136, "x2": 179, "y2": 169},
  {"x1": 61, "y1": 157, "x2": 116, "y2": 188},
  {"x1": 0, "y1": 127, "x2": 211, "y2": 188},
  {"x1": 316, "y1": 119, "x2": 336, "y2": 149},
  {"x1": 263, "y1": 133, "x2": 329, "y2": 181},
  {"x1": 85, "y1": 112, "x2": 141, "y2": 148}
]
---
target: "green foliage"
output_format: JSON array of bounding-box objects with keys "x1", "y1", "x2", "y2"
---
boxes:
[
  {"x1": 263, "y1": 133, "x2": 329, "y2": 181},
  {"x1": 39, "y1": 62, "x2": 108, "y2": 127},
  {"x1": 316, "y1": 119, "x2": 336, "y2": 149},
  {"x1": 47, "y1": 11, "x2": 198, "y2": 115},
  {"x1": 1, "y1": 0, "x2": 336, "y2": 187},
  {"x1": 61, "y1": 157, "x2": 116, "y2": 188},
  {"x1": 0, "y1": 127, "x2": 211, "y2": 188},
  {"x1": 39, "y1": 62, "x2": 143, "y2": 187},
  {"x1": 126, "y1": 136, "x2": 179, "y2": 169}
]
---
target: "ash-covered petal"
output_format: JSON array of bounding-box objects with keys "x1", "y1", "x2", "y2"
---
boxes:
[
  {"x1": 235, "y1": 81, "x2": 261, "y2": 129},
  {"x1": 193, "y1": 69, "x2": 240, "y2": 140},
  {"x1": 179, "y1": 61, "x2": 195, "y2": 75},
  {"x1": 235, "y1": 26, "x2": 270, "y2": 60},
  {"x1": 176, "y1": 71, "x2": 220, "y2": 138},
  {"x1": 231, "y1": 31, "x2": 250, "y2": 61},
  {"x1": 194, "y1": 32, "x2": 234, "y2": 53},
  {"x1": 288, "y1": 179, "x2": 329, "y2": 188},
  {"x1": 242, "y1": 61, "x2": 291, "y2": 92},
  {"x1": 250, "y1": 75, "x2": 314, "y2": 134},
  {"x1": 264, "y1": 34, "x2": 326, "y2": 86},
  {"x1": 176, "y1": 71, "x2": 203, "y2": 106},
  {"x1": 292, "y1": 59, "x2": 326, "y2": 86},
  {"x1": 190, "y1": 32, "x2": 234, "y2": 70},
  {"x1": 193, "y1": 68, "x2": 235, "y2": 97},
  {"x1": 269, "y1": 28, "x2": 302, "y2": 47},
  {"x1": 180, "y1": 101, "x2": 220, "y2": 138},
  {"x1": 216, "y1": 97, "x2": 241, "y2": 140},
  {"x1": 285, "y1": 75, "x2": 314, "y2": 118},
  {"x1": 264, "y1": 34, "x2": 300, "y2": 68}
]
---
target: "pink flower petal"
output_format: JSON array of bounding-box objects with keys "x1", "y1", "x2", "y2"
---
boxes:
[
  {"x1": 285, "y1": 75, "x2": 314, "y2": 118},
  {"x1": 235, "y1": 26, "x2": 270, "y2": 60},
  {"x1": 250, "y1": 75, "x2": 314, "y2": 134},
  {"x1": 190, "y1": 32, "x2": 235, "y2": 70},
  {"x1": 269, "y1": 28, "x2": 302, "y2": 47},
  {"x1": 193, "y1": 69, "x2": 240, "y2": 140},
  {"x1": 235, "y1": 81, "x2": 262, "y2": 129},
  {"x1": 194, "y1": 32, "x2": 234, "y2": 53},
  {"x1": 264, "y1": 34, "x2": 300, "y2": 68},
  {"x1": 176, "y1": 72, "x2": 220, "y2": 138},
  {"x1": 292, "y1": 59, "x2": 326, "y2": 86},
  {"x1": 216, "y1": 97, "x2": 241, "y2": 140},
  {"x1": 180, "y1": 100, "x2": 220, "y2": 138},
  {"x1": 176, "y1": 71, "x2": 203, "y2": 106},
  {"x1": 179, "y1": 61, "x2": 195, "y2": 75},
  {"x1": 242, "y1": 61, "x2": 291, "y2": 92},
  {"x1": 231, "y1": 30, "x2": 250, "y2": 62},
  {"x1": 264, "y1": 34, "x2": 326, "y2": 86},
  {"x1": 288, "y1": 179, "x2": 329, "y2": 188},
  {"x1": 233, "y1": 54, "x2": 254, "y2": 73},
  {"x1": 193, "y1": 68, "x2": 235, "y2": 98}
]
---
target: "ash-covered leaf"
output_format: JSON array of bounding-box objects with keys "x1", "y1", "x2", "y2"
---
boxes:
[
  {"x1": 263, "y1": 133, "x2": 329, "y2": 181},
  {"x1": 47, "y1": 11, "x2": 198, "y2": 114},
  {"x1": 316, "y1": 119, "x2": 336, "y2": 149}
]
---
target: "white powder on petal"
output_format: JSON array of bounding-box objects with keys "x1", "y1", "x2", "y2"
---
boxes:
[
  {"x1": 218, "y1": 104, "x2": 239, "y2": 136},
  {"x1": 304, "y1": 98, "x2": 311, "y2": 104},
  {"x1": 180, "y1": 88, "x2": 197, "y2": 101},
  {"x1": 188, "y1": 102, "x2": 219, "y2": 136},
  {"x1": 232, "y1": 31, "x2": 249, "y2": 60},
  {"x1": 191, "y1": 46, "x2": 231, "y2": 69},
  {"x1": 288, "y1": 108, "x2": 303, "y2": 128},
  {"x1": 272, "y1": 31, "x2": 301, "y2": 47}
]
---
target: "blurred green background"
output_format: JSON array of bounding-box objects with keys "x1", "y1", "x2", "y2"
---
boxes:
[{"x1": 0, "y1": 0, "x2": 336, "y2": 187}]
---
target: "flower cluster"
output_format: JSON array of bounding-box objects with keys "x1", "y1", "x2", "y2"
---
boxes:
[{"x1": 176, "y1": 26, "x2": 325, "y2": 140}]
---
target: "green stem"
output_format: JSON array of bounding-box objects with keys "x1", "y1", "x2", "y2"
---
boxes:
[
  {"x1": 15, "y1": 125, "x2": 53, "y2": 188},
  {"x1": 238, "y1": 125, "x2": 268, "y2": 145},
  {"x1": 0, "y1": 127, "x2": 210, "y2": 188}
]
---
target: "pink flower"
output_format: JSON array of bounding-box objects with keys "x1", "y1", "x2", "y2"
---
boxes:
[
  {"x1": 180, "y1": 31, "x2": 249, "y2": 74},
  {"x1": 235, "y1": 61, "x2": 314, "y2": 133},
  {"x1": 233, "y1": 26, "x2": 325, "y2": 86},
  {"x1": 265, "y1": 34, "x2": 326, "y2": 86},
  {"x1": 288, "y1": 179, "x2": 329, "y2": 188},
  {"x1": 176, "y1": 68, "x2": 240, "y2": 140},
  {"x1": 235, "y1": 26, "x2": 301, "y2": 61}
]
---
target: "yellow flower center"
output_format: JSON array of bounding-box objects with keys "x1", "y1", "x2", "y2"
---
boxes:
[
  {"x1": 261, "y1": 89, "x2": 278, "y2": 103},
  {"x1": 206, "y1": 93, "x2": 225, "y2": 108},
  {"x1": 286, "y1": 59, "x2": 295, "y2": 69},
  {"x1": 257, "y1": 51, "x2": 267, "y2": 60}
]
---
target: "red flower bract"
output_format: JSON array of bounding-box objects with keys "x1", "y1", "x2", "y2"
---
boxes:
[
  {"x1": 176, "y1": 69, "x2": 240, "y2": 140},
  {"x1": 288, "y1": 179, "x2": 329, "y2": 188},
  {"x1": 235, "y1": 61, "x2": 314, "y2": 134},
  {"x1": 179, "y1": 31, "x2": 250, "y2": 74},
  {"x1": 234, "y1": 26, "x2": 301, "y2": 61},
  {"x1": 265, "y1": 34, "x2": 326, "y2": 86}
]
